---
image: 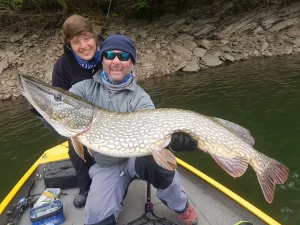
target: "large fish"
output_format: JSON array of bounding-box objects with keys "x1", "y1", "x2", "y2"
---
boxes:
[{"x1": 16, "y1": 74, "x2": 289, "y2": 203}]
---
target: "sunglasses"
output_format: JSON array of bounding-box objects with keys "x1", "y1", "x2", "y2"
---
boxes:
[{"x1": 103, "y1": 51, "x2": 131, "y2": 61}]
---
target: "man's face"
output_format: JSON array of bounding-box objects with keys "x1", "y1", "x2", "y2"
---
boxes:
[
  {"x1": 70, "y1": 32, "x2": 97, "y2": 61},
  {"x1": 102, "y1": 50, "x2": 133, "y2": 83}
]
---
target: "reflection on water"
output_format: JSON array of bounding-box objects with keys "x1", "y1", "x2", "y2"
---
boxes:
[{"x1": 1, "y1": 55, "x2": 300, "y2": 224}]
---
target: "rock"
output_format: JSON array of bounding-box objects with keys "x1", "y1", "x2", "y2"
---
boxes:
[
  {"x1": 2, "y1": 93, "x2": 12, "y2": 100},
  {"x1": 93, "y1": 25, "x2": 102, "y2": 35},
  {"x1": 286, "y1": 26, "x2": 300, "y2": 38},
  {"x1": 261, "y1": 42, "x2": 269, "y2": 52},
  {"x1": 253, "y1": 50, "x2": 259, "y2": 56},
  {"x1": 137, "y1": 30, "x2": 147, "y2": 39},
  {"x1": 220, "y1": 45, "x2": 232, "y2": 53},
  {"x1": 262, "y1": 16, "x2": 281, "y2": 30},
  {"x1": 161, "y1": 50, "x2": 168, "y2": 56},
  {"x1": 44, "y1": 66, "x2": 54, "y2": 82},
  {"x1": 2, "y1": 4, "x2": 300, "y2": 100},
  {"x1": 10, "y1": 32, "x2": 26, "y2": 43},
  {"x1": 182, "y1": 40, "x2": 198, "y2": 50},
  {"x1": 141, "y1": 62, "x2": 155, "y2": 70},
  {"x1": 171, "y1": 42, "x2": 192, "y2": 60},
  {"x1": 0, "y1": 52, "x2": 6, "y2": 61},
  {"x1": 239, "y1": 22, "x2": 258, "y2": 33},
  {"x1": 197, "y1": 40, "x2": 211, "y2": 50},
  {"x1": 168, "y1": 19, "x2": 187, "y2": 31},
  {"x1": 201, "y1": 54, "x2": 222, "y2": 67},
  {"x1": 142, "y1": 53, "x2": 156, "y2": 62},
  {"x1": 183, "y1": 56, "x2": 200, "y2": 72},
  {"x1": 253, "y1": 26, "x2": 264, "y2": 34},
  {"x1": 219, "y1": 12, "x2": 261, "y2": 38},
  {"x1": 17, "y1": 67, "x2": 27, "y2": 73},
  {"x1": 172, "y1": 55, "x2": 187, "y2": 71},
  {"x1": 194, "y1": 24, "x2": 216, "y2": 39},
  {"x1": 220, "y1": 40, "x2": 229, "y2": 44},
  {"x1": 5, "y1": 51, "x2": 15, "y2": 57},
  {"x1": 8, "y1": 53, "x2": 20, "y2": 63},
  {"x1": 193, "y1": 48, "x2": 206, "y2": 58},
  {"x1": 223, "y1": 53, "x2": 235, "y2": 62},
  {"x1": 262, "y1": 51, "x2": 273, "y2": 57},
  {"x1": 146, "y1": 37, "x2": 156, "y2": 42},
  {"x1": 269, "y1": 18, "x2": 299, "y2": 32},
  {"x1": 0, "y1": 59, "x2": 9, "y2": 74},
  {"x1": 46, "y1": 49, "x2": 53, "y2": 54},
  {"x1": 292, "y1": 38, "x2": 300, "y2": 47},
  {"x1": 285, "y1": 45, "x2": 293, "y2": 54},
  {"x1": 145, "y1": 50, "x2": 153, "y2": 54}
]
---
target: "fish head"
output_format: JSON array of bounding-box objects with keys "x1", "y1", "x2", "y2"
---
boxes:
[{"x1": 16, "y1": 75, "x2": 95, "y2": 137}]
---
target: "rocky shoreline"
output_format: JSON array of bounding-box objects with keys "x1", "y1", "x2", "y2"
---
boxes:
[{"x1": 1, "y1": 2, "x2": 300, "y2": 101}]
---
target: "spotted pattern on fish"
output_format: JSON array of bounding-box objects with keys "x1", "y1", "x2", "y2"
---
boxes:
[{"x1": 17, "y1": 74, "x2": 289, "y2": 204}]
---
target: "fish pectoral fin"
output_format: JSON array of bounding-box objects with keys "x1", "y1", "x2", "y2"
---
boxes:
[
  {"x1": 71, "y1": 137, "x2": 86, "y2": 162},
  {"x1": 211, "y1": 153, "x2": 248, "y2": 178},
  {"x1": 152, "y1": 149, "x2": 177, "y2": 171},
  {"x1": 87, "y1": 148, "x2": 93, "y2": 157}
]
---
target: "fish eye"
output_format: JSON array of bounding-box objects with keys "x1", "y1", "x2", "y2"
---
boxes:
[{"x1": 54, "y1": 94, "x2": 62, "y2": 102}]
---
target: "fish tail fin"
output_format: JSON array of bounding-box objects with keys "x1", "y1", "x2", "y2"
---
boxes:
[{"x1": 255, "y1": 157, "x2": 289, "y2": 203}]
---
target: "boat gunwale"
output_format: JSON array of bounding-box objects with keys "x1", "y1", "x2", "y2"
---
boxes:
[{"x1": 0, "y1": 142, "x2": 280, "y2": 225}]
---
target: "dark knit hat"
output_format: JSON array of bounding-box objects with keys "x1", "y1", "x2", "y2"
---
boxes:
[{"x1": 100, "y1": 35, "x2": 136, "y2": 64}]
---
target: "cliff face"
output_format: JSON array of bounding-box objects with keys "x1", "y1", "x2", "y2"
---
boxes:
[{"x1": 1, "y1": 1, "x2": 300, "y2": 100}]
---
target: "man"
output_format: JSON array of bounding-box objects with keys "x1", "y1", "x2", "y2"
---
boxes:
[
  {"x1": 69, "y1": 34, "x2": 198, "y2": 225},
  {"x1": 30, "y1": 14, "x2": 103, "y2": 208}
]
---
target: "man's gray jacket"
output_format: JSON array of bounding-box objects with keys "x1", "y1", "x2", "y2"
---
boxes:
[{"x1": 69, "y1": 70, "x2": 155, "y2": 167}]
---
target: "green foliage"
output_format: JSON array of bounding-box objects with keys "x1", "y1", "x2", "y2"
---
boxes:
[
  {"x1": 132, "y1": 0, "x2": 150, "y2": 11},
  {"x1": 1, "y1": 0, "x2": 23, "y2": 8}
]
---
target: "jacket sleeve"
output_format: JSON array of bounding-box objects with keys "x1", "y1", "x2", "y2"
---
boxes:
[
  {"x1": 68, "y1": 80, "x2": 87, "y2": 99},
  {"x1": 132, "y1": 87, "x2": 155, "y2": 111},
  {"x1": 52, "y1": 56, "x2": 71, "y2": 90}
]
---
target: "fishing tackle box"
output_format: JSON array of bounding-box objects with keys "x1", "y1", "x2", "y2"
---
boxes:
[
  {"x1": 29, "y1": 199, "x2": 65, "y2": 225},
  {"x1": 43, "y1": 160, "x2": 78, "y2": 189}
]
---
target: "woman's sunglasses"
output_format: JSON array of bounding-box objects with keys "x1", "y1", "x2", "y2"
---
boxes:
[{"x1": 103, "y1": 51, "x2": 131, "y2": 61}]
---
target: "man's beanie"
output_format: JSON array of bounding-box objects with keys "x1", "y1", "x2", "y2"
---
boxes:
[{"x1": 100, "y1": 35, "x2": 136, "y2": 64}]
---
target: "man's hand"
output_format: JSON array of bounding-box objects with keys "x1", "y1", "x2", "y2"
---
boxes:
[{"x1": 168, "y1": 132, "x2": 198, "y2": 152}]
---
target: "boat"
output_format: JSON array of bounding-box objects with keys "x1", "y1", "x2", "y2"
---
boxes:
[{"x1": 0, "y1": 142, "x2": 281, "y2": 225}]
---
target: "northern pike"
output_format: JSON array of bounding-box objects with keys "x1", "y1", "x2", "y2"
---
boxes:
[{"x1": 17, "y1": 74, "x2": 289, "y2": 203}]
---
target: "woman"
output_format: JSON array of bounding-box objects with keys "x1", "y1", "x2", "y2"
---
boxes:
[{"x1": 39, "y1": 14, "x2": 103, "y2": 208}]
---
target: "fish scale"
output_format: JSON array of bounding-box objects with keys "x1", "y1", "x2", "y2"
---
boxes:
[{"x1": 17, "y1": 74, "x2": 289, "y2": 204}]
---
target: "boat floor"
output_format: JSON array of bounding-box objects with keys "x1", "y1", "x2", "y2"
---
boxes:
[{"x1": 1, "y1": 162, "x2": 266, "y2": 225}]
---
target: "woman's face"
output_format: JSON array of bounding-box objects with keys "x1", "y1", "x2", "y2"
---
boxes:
[{"x1": 70, "y1": 32, "x2": 97, "y2": 61}]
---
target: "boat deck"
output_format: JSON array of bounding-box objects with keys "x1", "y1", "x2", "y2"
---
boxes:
[{"x1": 0, "y1": 161, "x2": 267, "y2": 225}]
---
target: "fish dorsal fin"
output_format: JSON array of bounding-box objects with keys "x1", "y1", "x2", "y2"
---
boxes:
[
  {"x1": 212, "y1": 117, "x2": 255, "y2": 146},
  {"x1": 71, "y1": 137, "x2": 86, "y2": 162},
  {"x1": 152, "y1": 149, "x2": 177, "y2": 171}
]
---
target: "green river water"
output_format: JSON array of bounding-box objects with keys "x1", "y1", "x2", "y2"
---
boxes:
[{"x1": 0, "y1": 55, "x2": 300, "y2": 224}]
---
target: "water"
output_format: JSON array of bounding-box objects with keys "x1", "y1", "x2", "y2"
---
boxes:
[{"x1": 1, "y1": 55, "x2": 300, "y2": 224}]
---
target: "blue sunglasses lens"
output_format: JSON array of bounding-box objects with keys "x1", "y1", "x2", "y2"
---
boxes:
[{"x1": 103, "y1": 51, "x2": 131, "y2": 61}]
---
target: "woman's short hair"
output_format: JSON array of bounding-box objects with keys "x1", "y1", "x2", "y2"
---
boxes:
[{"x1": 62, "y1": 14, "x2": 94, "y2": 45}]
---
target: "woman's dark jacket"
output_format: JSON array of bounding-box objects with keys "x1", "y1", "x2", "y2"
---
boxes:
[{"x1": 52, "y1": 44, "x2": 102, "y2": 90}]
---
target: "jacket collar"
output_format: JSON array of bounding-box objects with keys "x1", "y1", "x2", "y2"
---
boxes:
[{"x1": 93, "y1": 69, "x2": 137, "y2": 91}]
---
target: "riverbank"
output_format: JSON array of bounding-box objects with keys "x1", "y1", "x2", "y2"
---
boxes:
[{"x1": 1, "y1": 1, "x2": 300, "y2": 101}]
